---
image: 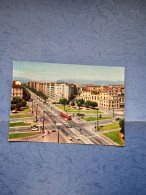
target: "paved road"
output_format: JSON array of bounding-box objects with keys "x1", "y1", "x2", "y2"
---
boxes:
[{"x1": 26, "y1": 88, "x2": 120, "y2": 146}]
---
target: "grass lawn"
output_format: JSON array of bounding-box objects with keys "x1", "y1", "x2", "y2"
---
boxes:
[
  {"x1": 99, "y1": 123, "x2": 120, "y2": 131},
  {"x1": 103, "y1": 131, "x2": 124, "y2": 146},
  {"x1": 56, "y1": 105, "x2": 103, "y2": 113},
  {"x1": 10, "y1": 114, "x2": 33, "y2": 119},
  {"x1": 83, "y1": 116, "x2": 112, "y2": 121},
  {"x1": 18, "y1": 108, "x2": 31, "y2": 113},
  {"x1": 9, "y1": 132, "x2": 40, "y2": 139},
  {"x1": 9, "y1": 122, "x2": 30, "y2": 127}
]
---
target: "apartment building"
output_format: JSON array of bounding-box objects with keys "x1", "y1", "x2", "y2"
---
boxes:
[
  {"x1": 46, "y1": 82, "x2": 73, "y2": 102},
  {"x1": 78, "y1": 84, "x2": 124, "y2": 110},
  {"x1": 11, "y1": 81, "x2": 23, "y2": 100},
  {"x1": 28, "y1": 81, "x2": 47, "y2": 95},
  {"x1": 78, "y1": 90, "x2": 99, "y2": 103},
  {"x1": 98, "y1": 92, "x2": 124, "y2": 110}
]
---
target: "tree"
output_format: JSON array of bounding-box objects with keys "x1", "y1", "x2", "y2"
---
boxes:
[
  {"x1": 16, "y1": 101, "x2": 23, "y2": 109},
  {"x1": 21, "y1": 100, "x2": 27, "y2": 107},
  {"x1": 11, "y1": 104, "x2": 16, "y2": 111},
  {"x1": 71, "y1": 101, "x2": 75, "y2": 106},
  {"x1": 11, "y1": 97, "x2": 21, "y2": 104},
  {"x1": 77, "y1": 102, "x2": 82, "y2": 113},
  {"x1": 119, "y1": 119, "x2": 124, "y2": 134},
  {"x1": 77, "y1": 99, "x2": 84, "y2": 105},
  {"x1": 59, "y1": 98, "x2": 68, "y2": 111},
  {"x1": 90, "y1": 101, "x2": 98, "y2": 108},
  {"x1": 84, "y1": 101, "x2": 98, "y2": 108},
  {"x1": 84, "y1": 101, "x2": 91, "y2": 108},
  {"x1": 23, "y1": 87, "x2": 31, "y2": 101}
]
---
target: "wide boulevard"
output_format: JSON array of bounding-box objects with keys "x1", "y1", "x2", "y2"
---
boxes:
[{"x1": 26, "y1": 88, "x2": 122, "y2": 146}]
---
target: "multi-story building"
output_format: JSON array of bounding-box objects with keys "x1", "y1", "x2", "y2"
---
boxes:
[
  {"x1": 98, "y1": 92, "x2": 124, "y2": 110},
  {"x1": 78, "y1": 84, "x2": 124, "y2": 110},
  {"x1": 11, "y1": 81, "x2": 23, "y2": 100},
  {"x1": 46, "y1": 82, "x2": 73, "y2": 102},
  {"x1": 28, "y1": 81, "x2": 47, "y2": 95},
  {"x1": 78, "y1": 90, "x2": 99, "y2": 103}
]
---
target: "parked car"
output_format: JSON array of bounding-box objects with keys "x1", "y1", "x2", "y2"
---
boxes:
[
  {"x1": 53, "y1": 120, "x2": 56, "y2": 123},
  {"x1": 76, "y1": 113, "x2": 85, "y2": 116},
  {"x1": 31, "y1": 126, "x2": 39, "y2": 131},
  {"x1": 11, "y1": 110, "x2": 18, "y2": 113}
]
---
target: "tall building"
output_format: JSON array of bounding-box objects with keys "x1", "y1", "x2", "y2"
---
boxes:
[
  {"x1": 46, "y1": 82, "x2": 72, "y2": 102},
  {"x1": 11, "y1": 81, "x2": 23, "y2": 100}
]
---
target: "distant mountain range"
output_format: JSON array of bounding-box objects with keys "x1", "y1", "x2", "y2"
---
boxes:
[
  {"x1": 56, "y1": 79, "x2": 124, "y2": 86},
  {"x1": 13, "y1": 77, "x2": 33, "y2": 83},
  {"x1": 13, "y1": 77, "x2": 124, "y2": 86}
]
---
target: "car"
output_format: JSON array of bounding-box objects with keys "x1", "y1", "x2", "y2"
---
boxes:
[
  {"x1": 76, "y1": 113, "x2": 85, "y2": 116},
  {"x1": 67, "y1": 124, "x2": 72, "y2": 128},
  {"x1": 11, "y1": 110, "x2": 18, "y2": 113},
  {"x1": 64, "y1": 122, "x2": 68, "y2": 125},
  {"x1": 31, "y1": 127, "x2": 38, "y2": 131},
  {"x1": 31, "y1": 124, "x2": 38, "y2": 128},
  {"x1": 52, "y1": 129, "x2": 56, "y2": 132},
  {"x1": 74, "y1": 135, "x2": 80, "y2": 140},
  {"x1": 67, "y1": 136, "x2": 72, "y2": 140},
  {"x1": 53, "y1": 120, "x2": 56, "y2": 123}
]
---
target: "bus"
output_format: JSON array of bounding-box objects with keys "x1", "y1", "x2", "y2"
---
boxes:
[{"x1": 60, "y1": 112, "x2": 71, "y2": 120}]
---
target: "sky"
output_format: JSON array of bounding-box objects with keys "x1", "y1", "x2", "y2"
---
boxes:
[{"x1": 13, "y1": 61, "x2": 124, "y2": 83}]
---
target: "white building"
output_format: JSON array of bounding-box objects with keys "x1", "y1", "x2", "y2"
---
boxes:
[{"x1": 46, "y1": 82, "x2": 72, "y2": 102}]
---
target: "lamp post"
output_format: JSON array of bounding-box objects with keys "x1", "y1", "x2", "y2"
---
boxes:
[
  {"x1": 58, "y1": 128, "x2": 59, "y2": 143},
  {"x1": 32, "y1": 99, "x2": 33, "y2": 114},
  {"x1": 42, "y1": 110, "x2": 45, "y2": 133},
  {"x1": 36, "y1": 103, "x2": 38, "y2": 122},
  {"x1": 112, "y1": 99, "x2": 115, "y2": 118},
  {"x1": 96, "y1": 108, "x2": 99, "y2": 131}
]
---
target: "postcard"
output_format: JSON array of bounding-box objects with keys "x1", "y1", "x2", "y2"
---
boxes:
[{"x1": 9, "y1": 61, "x2": 125, "y2": 146}]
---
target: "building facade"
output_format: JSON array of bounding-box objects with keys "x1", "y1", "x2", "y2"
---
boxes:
[
  {"x1": 46, "y1": 82, "x2": 73, "y2": 102},
  {"x1": 11, "y1": 81, "x2": 23, "y2": 100},
  {"x1": 78, "y1": 84, "x2": 124, "y2": 110}
]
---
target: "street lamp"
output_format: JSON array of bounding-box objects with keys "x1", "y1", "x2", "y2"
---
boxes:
[
  {"x1": 36, "y1": 103, "x2": 38, "y2": 122},
  {"x1": 113, "y1": 99, "x2": 115, "y2": 118},
  {"x1": 96, "y1": 108, "x2": 99, "y2": 131},
  {"x1": 42, "y1": 110, "x2": 45, "y2": 133},
  {"x1": 31, "y1": 99, "x2": 33, "y2": 114},
  {"x1": 58, "y1": 127, "x2": 59, "y2": 143}
]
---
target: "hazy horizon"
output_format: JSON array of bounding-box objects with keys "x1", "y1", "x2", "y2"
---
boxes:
[{"x1": 13, "y1": 61, "x2": 125, "y2": 85}]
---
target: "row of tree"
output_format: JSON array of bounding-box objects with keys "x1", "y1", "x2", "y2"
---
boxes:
[
  {"x1": 74, "y1": 99, "x2": 98, "y2": 108},
  {"x1": 24, "y1": 84, "x2": 48, "y2": 100},
  {"x1": 59, "y1": 98, "x2": 98, "y2": 111}
]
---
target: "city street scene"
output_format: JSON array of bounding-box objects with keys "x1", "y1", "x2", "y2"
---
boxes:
[{"x1": 9, "y1": 61, "x2": 125, "y2": 146}]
